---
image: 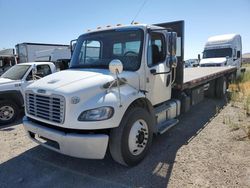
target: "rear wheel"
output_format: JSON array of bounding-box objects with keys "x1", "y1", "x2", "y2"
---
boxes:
[
  {"x1": 109, "y1": 107, "x2": 153, "y2": 166},
  {"x1": 215, "y1": 77, "x2": 227, "y2": 98},
  {"x1": 205, "y1": 80, "x2": 215, "y2": 98},
  {"x1": 229, "y1": 73, "x2": 236, "y2": 83},
  {"x1": 0, "y1": 100, "x2": 19, "y2": 125}
]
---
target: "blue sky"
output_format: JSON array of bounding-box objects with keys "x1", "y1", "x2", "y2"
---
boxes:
[{"x1": 0, "y1": 0, "x2": 250, "y2": 59}]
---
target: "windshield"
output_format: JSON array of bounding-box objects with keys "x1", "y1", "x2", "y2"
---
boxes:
[
  {"x1": 1, "y1": 65, "x2": 30, "y2": 80},
  {"x1": 203, "y1": 48, "x2": 232, "y2": 59},
  {"x1": 70, "y1": 28, "x2": 144, "y2": 71}
]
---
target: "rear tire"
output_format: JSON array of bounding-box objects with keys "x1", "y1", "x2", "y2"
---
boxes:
[
  {"x1": 205, "y1": 80, "x2": 215, "y2": 98},
  {"x1": 230, "y1": 73, "x2": 236, "y2": 83},
  {"x1": 109, "y1": 107, "x2": 153, "y2": 166},
  {"x1": 0, "y1": 100, "x2": 19, "y2": 125},
  {"x1": 215, "y1": 77, "x2": 227, "y2": 98}
]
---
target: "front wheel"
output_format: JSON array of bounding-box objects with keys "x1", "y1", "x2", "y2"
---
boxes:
[
  {"x1": 0, "y1": 100, "x2": 19, "y2": 125},
  {"x1": 109, "y1": 107, "x2": 153, "y2": 166}
]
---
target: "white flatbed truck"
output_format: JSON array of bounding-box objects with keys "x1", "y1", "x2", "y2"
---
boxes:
[{"x1": 23, "y1": 21, "x2": 237, "y2": 166}]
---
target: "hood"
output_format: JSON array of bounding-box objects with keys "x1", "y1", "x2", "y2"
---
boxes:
[
  {"x1": 0, "y1": 78, "x2": 15, "y2": 85},
  {"x1": 27, "y1": 69, "x2": 140, "y2": 95},
  {"x1": 200, "y1": 57, "x2": 227, "y2": 65},
  {"x1": 0, "y1": 78, "x2": 21, "y2": 92}
]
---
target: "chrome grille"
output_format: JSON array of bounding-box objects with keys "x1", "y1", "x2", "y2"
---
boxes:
[{"x1": 26, "y1": 91, "x2": 65, "y2": 124}]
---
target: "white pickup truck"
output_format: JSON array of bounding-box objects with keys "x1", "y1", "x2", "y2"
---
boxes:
[
  {"x1": 0, "y1": 62, "x2": 56, "y2": 125},
  {"x1": 23, "y1": 21, "x2": 237, "y2": 166}
]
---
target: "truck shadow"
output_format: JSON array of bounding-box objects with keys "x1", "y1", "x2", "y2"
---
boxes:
[
  {"x1": 0, "y1": 112, "x2": 24, "y2": 131},
  {"x1": 0, "y1": 98, "x2": 227, "y2": 188}
]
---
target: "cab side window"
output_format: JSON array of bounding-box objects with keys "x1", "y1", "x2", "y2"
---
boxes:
[
  {"x1": 148, "y1": 32, "x2": 166, "y2": 67},
  {"x1": 26, "y1": 65, "x2": 52, "y2": 81},
  {"x1": 36, "y1": 65, "x2": 52, "y2": 77}
]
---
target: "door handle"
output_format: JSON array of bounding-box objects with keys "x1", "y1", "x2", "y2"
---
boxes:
[
  {"x1": 150, "y1": 69, "x2": 156, "y2": 74},
  {"x1": 150, "y1": 68, "x2": 172, "y2": 75}
]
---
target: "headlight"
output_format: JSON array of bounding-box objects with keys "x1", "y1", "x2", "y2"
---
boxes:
[{"x1": 78, "y1": 106, "x2": 114, "y2": 121}]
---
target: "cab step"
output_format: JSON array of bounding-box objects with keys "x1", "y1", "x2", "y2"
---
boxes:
[{"x1": 156, "y1": 119, "x2": 179, "y2": 134}]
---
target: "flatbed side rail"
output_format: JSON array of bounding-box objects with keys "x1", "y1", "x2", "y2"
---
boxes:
[{"x1": 179, "y1": 67, "x2": 237, "y2": 90}]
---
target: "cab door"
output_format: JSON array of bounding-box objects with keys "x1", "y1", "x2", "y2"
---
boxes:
[{"x1": 146, "y1": 31, "x2": 172, "y2": 105}]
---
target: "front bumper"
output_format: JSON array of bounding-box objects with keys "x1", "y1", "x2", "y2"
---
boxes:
[{"x1": 23, "y1": 116, "x2": 109, "y2": 159}]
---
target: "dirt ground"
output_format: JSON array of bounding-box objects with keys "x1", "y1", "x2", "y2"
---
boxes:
[{"x1": 0, "y1": 98, "x2": 249, "y2": 188}]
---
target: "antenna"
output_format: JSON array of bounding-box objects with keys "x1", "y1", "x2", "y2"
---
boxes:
[{"x1": 131, "y1": 0, "x2": 149, "y2": 24}]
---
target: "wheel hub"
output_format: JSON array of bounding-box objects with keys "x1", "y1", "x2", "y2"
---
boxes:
[
  {"x1": 4, "y1": 111, "x2": 10, "y2": 116},
  {"x1": 0, "y1": 106, "x2": 14, "y2": 121},
  {"x1": 128, "y1": 119, "x2": 149, "y2": 156},
  {"x1": 137, "y1": 131, "x2": 145, "y2": 144},
  {"x1": 223, "y1": 80, "x2": 227, "y2": 94}
]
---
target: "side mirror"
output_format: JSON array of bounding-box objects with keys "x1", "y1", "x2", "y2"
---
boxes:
[
  {"x1": 198, "y1": 54, "x2": 201, "y2": 62},
  {"x1": 167, "y1": 32, "x2": 177, "y2": 56},
  {"x1": 109, "y1": 59, "x2": 123, "y2": 75},
  {"x1": 0, "y1": 60, "x2": 3, "y2": 68},
  {"x1": 70, "y1": 39, "x2": 77, "y2": 55},
  {"x1": 32, "y1": 64, "x2": 37, "y2": 80},
  {"x1": 237, "y1": 51, "x2": 241, "y2": 58},
  {"x1": 108, "y1": 59, "x2": 123, "y2": 107},
  {"x1": 233, "y1": 49, "x2": 237, "y2": 57}
]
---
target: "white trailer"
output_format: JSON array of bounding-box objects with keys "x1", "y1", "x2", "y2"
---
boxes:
[
  {"x1": 23, "y1": 21, "x2": 237, "y2": 166},
  {"x1": 35, "y1": 48, "x2": 71, "y2": 71},
  {"x1": 35, "y1": 48, "x2": 71, "y2": 62},
  {"x1": 15, "y1": 43, "x2": 69, "y2": 63},
  {"x1": 200, "y1": 34, "x2": 242, "y2": 76}
]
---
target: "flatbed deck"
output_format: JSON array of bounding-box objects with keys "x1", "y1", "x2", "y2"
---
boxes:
[{"x1": 181, "y1": 66, "x2": 237, "y2": 90}]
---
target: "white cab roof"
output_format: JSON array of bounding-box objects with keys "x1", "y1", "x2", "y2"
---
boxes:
[
  {"x1": 207, "y1": 34, "x2": 239, "y2": 43},
  {"x1": 85, "y1": 24, "x2": 161, "y2": 34},
  {"x1": 17, "y1": 62, "x2": 54, "y2": 66}
]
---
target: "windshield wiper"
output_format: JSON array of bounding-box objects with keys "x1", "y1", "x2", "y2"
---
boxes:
[{"x1": 71, "y1": 64, "x2": 108, "y2": 69}]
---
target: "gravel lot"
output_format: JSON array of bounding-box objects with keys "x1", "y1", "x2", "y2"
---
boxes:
[{"x1": 0, "y1": 98, "x2": 249, "y2": 188}]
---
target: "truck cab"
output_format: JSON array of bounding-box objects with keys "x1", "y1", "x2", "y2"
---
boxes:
[
  {"x1": 0, "y1": 62, "x2": 56, "y2": 125},
  {"x1": 23, "y1": 23, "x2": 181, "y2": 165},
  {"x1": 200, "y1": 34, "x2": 242, "y2": 76}
]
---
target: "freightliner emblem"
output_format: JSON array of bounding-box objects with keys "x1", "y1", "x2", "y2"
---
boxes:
[{"x1": 37, "y1": 89, "x2": 46, "y2": 94}]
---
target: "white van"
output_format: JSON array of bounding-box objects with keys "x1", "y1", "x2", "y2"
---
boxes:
[{"x1": 200, "y1": 34, "x2": 242, "y2": 76}]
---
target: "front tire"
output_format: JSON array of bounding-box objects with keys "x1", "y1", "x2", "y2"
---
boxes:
[
  {"x1": 0, "y1": 100, "x2": 19, "y2": 125},
  {"x1": 109, "y1": 107, "x2": 153, "y2": 166}
]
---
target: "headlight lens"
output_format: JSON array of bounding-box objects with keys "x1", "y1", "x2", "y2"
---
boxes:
[{"x1": 78, "y1": 106, "x2": 114, "y2": 121}]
